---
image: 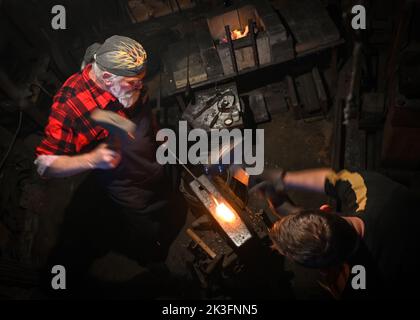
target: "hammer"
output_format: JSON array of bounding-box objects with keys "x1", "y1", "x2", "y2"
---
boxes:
[
  {"x1": 92, "y1": 109, "x2": 215, "y2": 197},
  {"x1": 90, "y1": 109, "x2": 136, "y2": 150}
]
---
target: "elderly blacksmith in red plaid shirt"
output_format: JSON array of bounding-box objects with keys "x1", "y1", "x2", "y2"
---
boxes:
[
  {"x1": 34, "y1": 36, "x2": 185, "y2": 277},
  {"x1": 35, "y1": 35, "x2": 150, "y2": 173}
]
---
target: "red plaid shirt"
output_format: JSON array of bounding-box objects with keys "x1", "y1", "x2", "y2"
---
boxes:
[{"x1": 36, "y1": 64, "x2": 127, "y2": 156}]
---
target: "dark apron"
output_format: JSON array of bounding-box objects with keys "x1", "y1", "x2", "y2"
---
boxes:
[
  {"x1": 93, "y1": 104, "x2": 185, "y2": 264},
  {"x1": 96, "y1": 104, "x2": 167, "y2": 213}
]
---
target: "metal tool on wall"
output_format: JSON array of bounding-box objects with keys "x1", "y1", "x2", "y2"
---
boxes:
[
  {"x1": 344, "y1": 42, "x2": 362, "y2": 126},
  {"x1": 182, "y1": 82, "x2": 243, "y2": 131},
  {"x1": 209, "y1": 90, "x2": 236, "y2": 128}
]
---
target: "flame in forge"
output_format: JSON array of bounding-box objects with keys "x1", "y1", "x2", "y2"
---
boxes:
[
  {"x1": 221, "y1": 25, "x2": 250, "y2": 43},
  {"x1": 231, "y1": 25, "x2": 249, "y2": 40},
  {"x1": 212, "y1": 196, "x2": 236, "y2": 223}
]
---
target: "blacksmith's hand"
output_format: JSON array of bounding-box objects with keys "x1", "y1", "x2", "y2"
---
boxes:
[{"x1": 87, "y1": 143, "x2": 121, "y2": 169}]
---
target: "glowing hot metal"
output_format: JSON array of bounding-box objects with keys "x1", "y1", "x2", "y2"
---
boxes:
[
  {"x1": 212, "y1": 197, "x2": 236, "y2": 223},
  {"x1": 190, "y1": 175, "x2": 252, "y2": 247}
]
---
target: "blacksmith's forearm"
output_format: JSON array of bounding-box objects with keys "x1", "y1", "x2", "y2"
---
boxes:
[
  {"x1": 43, "y1": 154, "x2": 94, "y2": 178},
  {"x1": 283, "y1": 168, "x2": 334, "y2": 193}
]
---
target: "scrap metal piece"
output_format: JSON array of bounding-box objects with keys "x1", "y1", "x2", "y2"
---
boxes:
[
  {"x1": 286, "y1": 75, "x2": 301, "y2": 119},
  {"x1": 249, "y1": 92, "x2": 269, "y2": 123},
  {"x1": 312, "y1": 67, "x2": 328, "y2": 113},
  {"x1": 265, "y1": 81, "x2": 288, "y2": 115},
  {"x1": 295, "y1": 72, "x2": 321, "y2": 114}
]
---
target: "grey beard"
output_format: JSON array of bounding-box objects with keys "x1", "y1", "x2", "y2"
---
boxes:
[
  {"x1": 109, "y1": 83, "x2": 140, "y2": 109},
  {"x1": 117, "y1": 91, "x2": 140, "y2": 108}
]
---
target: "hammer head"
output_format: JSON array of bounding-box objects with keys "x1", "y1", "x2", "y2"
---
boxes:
[{"x1": 91, "y1": 109, "x2": 136, "y2": 139}]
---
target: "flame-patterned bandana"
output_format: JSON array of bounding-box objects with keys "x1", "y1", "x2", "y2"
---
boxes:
[{"x1": 93, "y1": 35, "x2": 147, "y2": 77}]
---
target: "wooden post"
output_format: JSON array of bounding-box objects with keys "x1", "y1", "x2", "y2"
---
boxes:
[
  {"x1": 224, "y1": 25, "x2": 238, "y2": 74},
  {"x1": 249, "y1": 19, "x2": 259, "y2": 67}
]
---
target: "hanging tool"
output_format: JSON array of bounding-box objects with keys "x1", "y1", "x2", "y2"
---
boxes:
[
  {"x1": 209, "y1": 90, "x2": 235, "y2": 128},
  {"x1": 344, "y1": 42, "x2": 362, "y2": 126},
  {"x1": 191, "y1": 88, "x2": 232, "y2": 121}
]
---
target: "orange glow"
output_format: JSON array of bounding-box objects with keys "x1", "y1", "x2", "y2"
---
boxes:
[
  {"x1": 231, "y1": 25, "x2": 249, "y2": 40},
  {"x1": 221, "y1": 25, "x2": 250, "y2": 43},
  {"x1": 215, "y1": 202, "x2": 236, "y2": 223},
  {"x1": 211, "y1": 195, "x2": 236, "y2": 223}
]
